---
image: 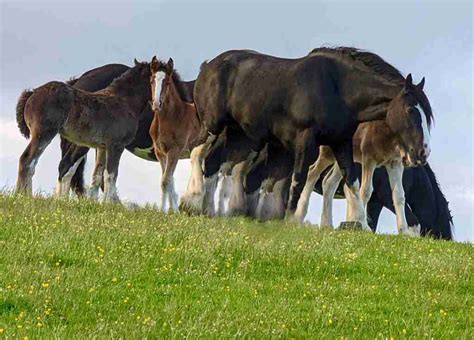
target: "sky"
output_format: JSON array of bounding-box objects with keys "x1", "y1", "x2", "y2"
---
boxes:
[{"x1": 1, "y1": 0, "x2": 472, "y2": 242}]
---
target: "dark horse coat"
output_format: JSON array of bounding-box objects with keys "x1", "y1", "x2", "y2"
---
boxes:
[
  {"x1": 193, "y1": 48, "x2": 432, "y2": 226},
  {"x1": 58, "y1": 64, "x2": 158, "y2": 196}
]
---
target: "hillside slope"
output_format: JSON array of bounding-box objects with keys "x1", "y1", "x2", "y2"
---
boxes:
[{"x1": 0, "y1": 194, "x2": 472, "y2": 338}]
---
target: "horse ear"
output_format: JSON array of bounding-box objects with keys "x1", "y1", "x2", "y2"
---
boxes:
[
  {"x1": 417, "y1": 77, "x2": 425, "y2": 90},
  {"x1": 405, "y1": 73, "x2": 413, "y2": 87},
  {"x1": 167, "y1": 58, "x2": 174, "y2": 72},
  {"x1": 150, "y1": 56, "x2": 159, "y2": 71},
  {"x1": 134, "y1": 58, "x2": 140, "y2": 66}
]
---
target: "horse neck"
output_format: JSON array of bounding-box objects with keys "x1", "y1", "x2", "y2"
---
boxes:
[
  {"x1": 107, "y1": 77, "x2": 150, "y2": 113},
  {"x1": 353, "y1": 121, "x2": 399, "y2": 162},
  {"x1": 164, "y1": 80, "x2": 187, "y2": 116},
  {"x1": 336, "y1": 62, "x2": 402, "y2": 111}
]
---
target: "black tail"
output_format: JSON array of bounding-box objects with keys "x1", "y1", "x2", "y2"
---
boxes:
[
  {"x1": 424, "y1": 163, "x2": 453, "y2": 240},
  {"x1": 70, "y1": 156, "x2": 87, "y2": 196},
  {"x1": 16, "y1": 90, "x2": 34, "y2": 139}
]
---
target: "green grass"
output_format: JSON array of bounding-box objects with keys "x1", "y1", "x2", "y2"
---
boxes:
[{"x1": 0, "y1": 193, "x2": 472, "y2": 339}]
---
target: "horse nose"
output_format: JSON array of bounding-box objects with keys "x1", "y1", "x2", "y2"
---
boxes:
[{"x1": 417, "y1": 150, "x2": 427, "y2": 165}]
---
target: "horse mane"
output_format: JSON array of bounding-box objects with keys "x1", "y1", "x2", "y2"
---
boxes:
[
  {"x1": 309, "y1": 46, "x2": 434, "y2": 127},
  {"x1": 66, "y1": 77, "x2": 78, "y2": 86},
  {"x1": 309, "y1": 46, "x2": 404, "y2": 84},
  {"x1": 423, "y1": 163, "x2": 453, "y2": 240},
  {"x1": 104, "y1": 62, "x2": 149, "y2": 93},
  {"x1": 170, "y1": 69, "x2": 193, "y2": 103}
]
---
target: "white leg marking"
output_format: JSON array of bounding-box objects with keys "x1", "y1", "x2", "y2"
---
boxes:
[
  {"x1": 294, "y1": 157, "x2": 332, "y2": 223},
  {"x1": 321, "y1": 164, "x2": 343, "y2": 228},
  {"x1": 103, "y1": 169, "x2": 118, "y2": 203},
  {"x1": 227, "y1": 160, "x2": 250, "y2": 216},
  {"x1": 180, "y1": 144, "x2": 207, "y2": 212},
  {"x1": 202, "y1": 173, "x2": 218, "y2": 216},
  {"x1": 168, "y1": 178, "x2": 178, "y2": 211},
  {"x1": 386, "y1": 163, "x2": 414, "y2": 236},
  {"x1": 56, "y1": 155, "x2": 86, "y2": 198},
  {"x1": 343, "y1": 178, "x2": 369, "y2": 230},
  {"x1": 218, "y1": 175, "x2": 233, "y2": 216}
]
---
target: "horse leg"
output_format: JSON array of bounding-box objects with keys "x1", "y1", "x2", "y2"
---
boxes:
[
  {"x1": 16, "y1": 133, "x2": 55, "y2": 195},
  {"x1": 89, "y1": 148, "x2": 106, "y2": 200},
  {"x1": 272, "y1": 177, "x2": 290, "y2": 220},
  {"x1": 367, "y1": 195, "x2": 384, "y2": 232},
  {"x1": 217, "y1": 168, "x2": 233, "y2": 216},
  {"x1": 56, "y1": 151, "x2": 87, "y2": 198},
  {"x1": 156, "y1": 153, "x2": 167, "y2": 211},
  {"x1": 56, "y1": 137, "x2": 88, "y2": 197},
  {"x1": 179, "y1": 137, "x2": 215, "y2": 214},
  {"x1": 228, "y1": 158, "x2": 255, "y2": 216},
  {"x1": 163, "y1": 150, "x2": 180, "y2": 212},
  {"x1": 386, "y1": 162, "x2": 418, "y2": 236},
  {"x1": 320, "y1": 164, "x2": 343, "y2": 227},
  {"x1": 286, "y1": 128, "x2": 318, "y2": 222},
  {"x1": 359, "y1": 159, "x2": 377, "y2": 209},
  {"x1": 256, "y1": 179, "x2": 274, "y2": 221},
  {"x1": 294, "y1": 154, "x2": 333, "y2": 223},
  {"x1": 103, "y1": 145, "x2": 124, "y2": 203},
  {"x1": 333, "y1": 142, "x2": 370, "y2": 230}
]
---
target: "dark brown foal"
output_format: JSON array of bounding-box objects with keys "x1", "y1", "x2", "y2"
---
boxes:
[{"x1": 15, "y1": 58, "x2": 153, "y2": 202}]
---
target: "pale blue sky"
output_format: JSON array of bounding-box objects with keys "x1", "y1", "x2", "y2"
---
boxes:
[{"x1": 1, "y1": 0, "x2": 472, "y2": 241}]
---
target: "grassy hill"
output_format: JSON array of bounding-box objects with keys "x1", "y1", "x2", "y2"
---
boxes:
[{"x1": 0, "y1": 193, "x2": 472, "y2": 338}]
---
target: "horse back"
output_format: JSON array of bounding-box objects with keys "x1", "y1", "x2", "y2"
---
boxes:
[{"x1": 195, "y1": 50, "x2": 346, "y2": 146}]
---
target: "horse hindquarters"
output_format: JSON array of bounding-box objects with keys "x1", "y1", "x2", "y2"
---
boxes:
[
  {"x1": 16, "y1": 134, "x2": 56, "y2": 194},
  {"x1": 16, "y1": 90, "x2": 66, "y2": 194}
]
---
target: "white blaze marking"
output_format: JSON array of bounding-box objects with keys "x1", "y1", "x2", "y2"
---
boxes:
[
  {"x1": 153, "y1": 71, "x2": 166, "y2": 109},
  {"x1": 415, "y1": 104, "x2": 431, "y2": 157}
]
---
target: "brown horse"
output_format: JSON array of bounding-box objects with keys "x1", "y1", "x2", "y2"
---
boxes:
[
  {"x1": 15, "y1": 58, "x2": 153, "y2": 202},
  {"x1": 294, "y1": 75, "x2": 432, "y2": 236},
  {"x1": 149, "y1": 57, "x2": 201, "y2": 211}
]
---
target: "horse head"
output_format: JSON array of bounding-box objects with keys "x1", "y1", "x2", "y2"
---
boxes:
[{"x1": 386, "y1": 74, "x2": 433, "y2": 166}]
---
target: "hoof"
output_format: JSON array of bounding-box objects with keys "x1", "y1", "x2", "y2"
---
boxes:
[
  {"x1": 402, "y1": 225, "x2": 421, "y2": 237},
  {"x1": 179, "y1": 194, "x2": 203, "y2": 215},
  {"x1": 339, "y1": 221, "x2": 363, "y2": 231}
]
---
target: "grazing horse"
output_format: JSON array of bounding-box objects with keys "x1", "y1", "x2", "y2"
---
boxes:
[
  {"x1": 56, "y1": 64, "x2": 158, "y2": 197},
  {"x1": 185, "y1": 47, "x2": 431, "y2": 229},
  {"x1": 149, "y1": 57, "x2": 199, "y2": 211},
  {"x1": 312, "y1": 164, "x2": 453, "y2": 240},
  {"x1": 243, "y1": 142, "x2": 452, "y2": 239},
  {"x1": 15, "y1": 58, "x2": 153, "y2": 201},
  {"x1": 295, "y1": 73, "x2": 432, "y2": 235}
]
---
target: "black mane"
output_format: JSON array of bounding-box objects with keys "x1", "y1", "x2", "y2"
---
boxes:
[
  {"x1": 309, "y1": 47, "x2": 404, "y2": 85},
  {"x1": 106, "y1": 63, "x2": 148, "y2": 94},
  {"x1": 310, "y1": 46, "x2": 434, "y2": 126}
]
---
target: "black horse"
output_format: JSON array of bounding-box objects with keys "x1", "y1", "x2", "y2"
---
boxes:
[
  {"x1": 188, "y1": 47, "x2": 433, "y2": 229},
  {"x1": 57, "y1": 64, "x2": 158, "y2": 196}
]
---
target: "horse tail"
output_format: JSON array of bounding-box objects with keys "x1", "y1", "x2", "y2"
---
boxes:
[
  {"x1": 16, "y1": 90, "x2": 34, "y2": 139},
  {"x1": 423, "y1": 163, "x2": 453, "y2": 240},
  {"x1": 70, "y1": 156, "x2": 87, "y2": 196}
]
